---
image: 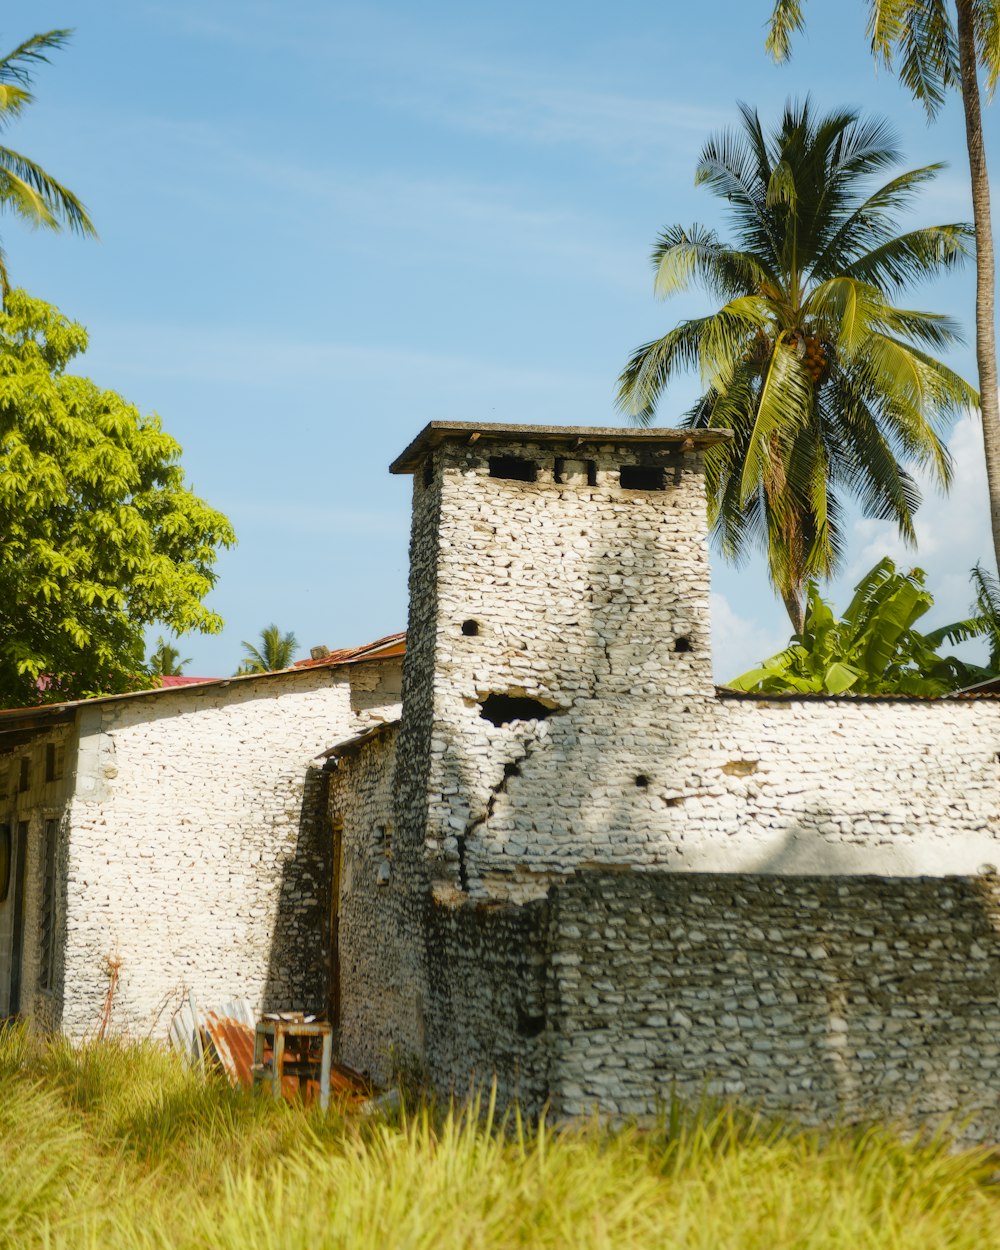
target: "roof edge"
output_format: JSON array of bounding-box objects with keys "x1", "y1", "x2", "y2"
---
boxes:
[{"x1": 390, "y1": 421, "x2": 732, "y2": 474}]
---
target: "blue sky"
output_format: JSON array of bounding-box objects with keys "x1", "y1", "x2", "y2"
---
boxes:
[{"x1": 3, "y1": 1, "x2": 995, "y2": 677}]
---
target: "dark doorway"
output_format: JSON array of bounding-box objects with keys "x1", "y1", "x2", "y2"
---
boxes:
[{"x1": 8, "y1": 822, "x2": 28, "y2": 1016}]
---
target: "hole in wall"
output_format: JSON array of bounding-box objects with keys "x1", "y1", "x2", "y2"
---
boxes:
[
  {"x1": 722, "y1": 760, "x2": 759, "y2": 777},
  {"x1": 422, "y1": 455, "x2": 434, "y2": 487},
  {"x1": 461, "y1": 619, "x2": 480, "y2": 636},
  {"x1": 674, "y1": 636, "x2": 692, "y2": 653},
  {"x1": 634, "y1": 774, "x2": 649, "y2": 788},
  {"x1": 516, "y1": 1006, "x2": 546, "y2": 1038},
  {"x1": 479, "y1": 693, "x2": 559, "y2": 727},
  {"x1": 489, "y1": 455, "x2": 537, "y2": 482},
  {"x1": 619, "y1": 464, "x2": 665, "y2": 491}
]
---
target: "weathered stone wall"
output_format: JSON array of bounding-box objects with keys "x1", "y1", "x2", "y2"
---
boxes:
[
  {"x1": 374, "y1": 425, "x2": 1000, "y2": 1127},
  {"x1": 57, "y1": 660, "x2": 401, "y2": 1039},
  {"x1": 403, "y1": 433, "x2": 714, "y2": 905},
  {"x1": 328, "y1": 724, "x2": 421, "y2": 1084},
  {"x1": 546, "y1": 870, "x2": 1000, "y2": 1138}
]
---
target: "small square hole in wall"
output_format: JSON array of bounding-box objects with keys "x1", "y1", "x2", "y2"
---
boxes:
[
  {"x1": 619, "y1": 465, "x2": 665, "y2": 491},
  {"x1": 489, "y1": 455, "x2": 537, "y2": 482}
]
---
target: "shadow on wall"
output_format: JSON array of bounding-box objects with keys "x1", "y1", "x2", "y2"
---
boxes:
[
  {"x1": 546, "y1": 863, "x2": 1000, "y2": 1136},
  {"x1": 261, "y1": 762, "x2": 333, "y2": 1016}
]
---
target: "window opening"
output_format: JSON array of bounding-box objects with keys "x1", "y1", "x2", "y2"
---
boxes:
[
  {"x1": 39, "y1": 819, "x2": 58, "y2": 991},
  {"x1": 489, "y1": 455, "x2": 537, "y2": 482},
  {"x1": 17, "y1": 758, "x2": 29, "y2": 793},
  {"x1": 0, "y1": 824, "x2": 10, "y2": 903},
  {"x1": 422, "y1": 455, "x2": 434, "y2": 487},
  {"x1": 619, "y1": 464, "x2": 665, "y2": 491}
]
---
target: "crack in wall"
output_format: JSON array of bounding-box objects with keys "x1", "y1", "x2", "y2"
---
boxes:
[{"x1": 457, "y1": 742, "x2": 538, "y2": 892}]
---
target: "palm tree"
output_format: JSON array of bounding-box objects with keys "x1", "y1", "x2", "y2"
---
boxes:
[
  {"x1": 766, "y1": 1, "x2": 1000, "y2": 581},
  {"x1": 617, "y1": 101, "x2": 977, "y2": 631},
  {"x1": 0, "y1": 30, "x2": 97, "y2": 295},
  {"x1": 149, "y1": 637, "x2": 191, "y2": 678},
  {"x1": 235, "y1": 624, "x2": 299, "y2": 675}
]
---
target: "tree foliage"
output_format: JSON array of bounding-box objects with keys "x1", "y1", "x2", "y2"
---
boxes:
[
  {"x1": 728, "y1": 557, "x2": 993, "y2": 694},
  {"x1": 0, "y1": 30, "x2": 96, "y2": 295},
  {"x1": 766, "y1": 0, "x2": 1000, "y2": 588},
  {"x1": 0, "y1": 291, "x2": 235, "y2": 707},
  {"x1": 235, "y1": 624, "x2": 299, "y2": 675},
  {"x1": 617, "y1": 100, "x2": 977, "y2": 631}
]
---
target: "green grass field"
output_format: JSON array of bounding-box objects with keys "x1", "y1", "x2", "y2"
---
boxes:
[{"x1": 2, "y1": 1024, "x2": 1000, "y2": 1249}]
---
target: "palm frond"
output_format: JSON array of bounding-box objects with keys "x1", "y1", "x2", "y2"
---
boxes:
[
  {"x1": 0, "y1": 30, "x2": 72, "y2": 88},
  {"x1": 765, "y1": 0, "x2": 807, "y2": 61},
  {"x1": 0, "y1": 145, "x2": 97, "y2": 235}
]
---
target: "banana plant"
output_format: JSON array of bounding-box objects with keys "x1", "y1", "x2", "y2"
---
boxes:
[{"x1": 729, "y1": 557, "x2": 993, "y2": 694}]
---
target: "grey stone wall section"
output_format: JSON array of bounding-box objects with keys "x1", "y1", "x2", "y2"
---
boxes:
[
  {"x1": 547, "y1": 871, "x2": 1000, "y2": 1138},
  {"x1": 329, "y1": 725, "x2": 421, "y2": 1084},
  {"x1": 423, "y1": 893, "x2": 550, "y2": 1111}
]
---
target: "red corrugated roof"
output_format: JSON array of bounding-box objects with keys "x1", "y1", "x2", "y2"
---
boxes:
[{"x1": 157, "y1": 675, "x2": 218, "y2": 687}]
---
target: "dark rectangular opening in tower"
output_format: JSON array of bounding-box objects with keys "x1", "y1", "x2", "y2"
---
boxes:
[
  {"x1": 489, "y1": 455, "x2": 537, "y2": 482},
  {"x1": 619, "y1": 464, "x2": 665, "y2": 491}
]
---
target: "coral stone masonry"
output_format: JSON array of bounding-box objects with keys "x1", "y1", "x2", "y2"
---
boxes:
[
  {"x1": 9, "y1": 418, "x2": 1000, "y2": 1140},
  {"x1": 328, "y1": 422, "x2": 1000, "y2": 1137}
]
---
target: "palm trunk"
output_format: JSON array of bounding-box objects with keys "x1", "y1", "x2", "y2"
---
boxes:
[
  {"x1": 956, "y1": 0, "x2": 1000, "y2": 577},
  {"x1": 781, "y1": 584, "x2": 805, "y2": 635}
]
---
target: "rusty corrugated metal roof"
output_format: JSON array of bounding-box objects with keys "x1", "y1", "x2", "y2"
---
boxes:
[{"x1": 292, "y1": 632, "x2": 405, "y2": 671}]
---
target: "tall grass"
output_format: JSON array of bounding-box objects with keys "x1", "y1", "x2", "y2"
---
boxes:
[{"x1": 1, "y1": 1023, "x2": 999, "y2": 1248}]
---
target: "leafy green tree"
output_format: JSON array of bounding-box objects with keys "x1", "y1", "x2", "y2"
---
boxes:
[
  {"x1": 767, "y1": 1, "x2": 1000, "y2": 581},
  {"x1": 729, "y1": 557, "x2": 990, "y2": 694},
  {"x1": 0, "y1": 291, "x2": 235, "y2": 707},
  {"x1": 235, "y1": 625, "x2": 299, "y2": 675},
  {"x1": 0, "y1": 30, "x2": 96, "y2": 296},
  {"x1": 617, "y1": 101, "x2": 976, "y2": 632},
  {"x1": 149, "y1": 637, "x2": 191, "y2": 678}
]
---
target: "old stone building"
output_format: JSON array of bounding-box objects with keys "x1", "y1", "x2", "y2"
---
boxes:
[
  {"x1": 0, "y1": 635, "x2": 402, "y2": 1035},
  {"x1": 8, "y1": 417, "x2": 1000, "y2": 1138},
  {"x1": 326, "y1": 422, "x2": 1000, "y2": 1137}
]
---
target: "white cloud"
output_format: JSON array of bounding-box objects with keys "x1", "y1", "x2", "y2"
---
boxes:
[{"x1": 710, "y1": 591, "x2": 790, "y2": 682}]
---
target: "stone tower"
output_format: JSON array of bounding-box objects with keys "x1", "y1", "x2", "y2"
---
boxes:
[{"x1": 389, "y1": 422, "x2": 728, "y2": 903}]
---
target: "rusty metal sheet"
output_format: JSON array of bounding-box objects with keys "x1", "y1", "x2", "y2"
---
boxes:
[{"x1": 203, "y1": 1011, "x2": 372, "y2": 1105}]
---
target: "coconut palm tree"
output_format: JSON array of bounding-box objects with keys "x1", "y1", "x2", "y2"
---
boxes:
[
  {"x1": 149, "y1": 637, "x2": 191, "y2": 678},
  {"x1": 617, "y1": 100, "x2": 977, "y2": 631},
  {"x1": 236, "y1": 624, "x2": 299, "y2": 674},
  {"x1": 0, "y1": 29, "x2": 96, "y2": 296},
  {"x1": 766, "y1": 1, "x2": 1000, "y2": 581}
]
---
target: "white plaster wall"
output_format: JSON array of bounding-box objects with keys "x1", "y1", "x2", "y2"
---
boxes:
[{"x1": 59, "y1": 660, "x2": 401, "y2": 1039}]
